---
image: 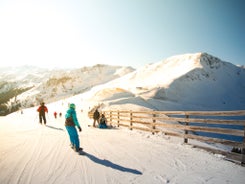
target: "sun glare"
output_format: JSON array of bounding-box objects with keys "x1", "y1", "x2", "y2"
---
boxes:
[{"x1": 0, "y1": 2, "x2": 91, "y2": 68}]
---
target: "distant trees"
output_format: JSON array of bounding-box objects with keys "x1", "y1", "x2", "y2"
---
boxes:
[{"x1": 0, "y1": 84, "x2": 32, "y2": 115}]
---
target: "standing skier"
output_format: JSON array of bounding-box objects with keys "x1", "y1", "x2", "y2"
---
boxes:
[
  {"x1": 65, "y1": 103, "x2": 82, "y2": 152},
  {"x1": 93, "y1": 109, "x2": 100, "y2": 127},
  {"x1": 37, "y1": 102, "x2": 48, "y2": 125}
]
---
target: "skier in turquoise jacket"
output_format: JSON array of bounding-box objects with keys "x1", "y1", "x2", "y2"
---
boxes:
[{"x1": 65, "y1": 103, "x2": 82, "y2": 152}]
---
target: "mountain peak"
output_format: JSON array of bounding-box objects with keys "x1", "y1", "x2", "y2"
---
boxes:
[
  {"x1": 104, "y1": 52, "x2": 245, "y2": 110},
  {"x1": 200, "y1": 52, "x2": 225, "y2": 69},
  {"x1": 160, "y1": 52, "x2": 234, "y2": 74}
]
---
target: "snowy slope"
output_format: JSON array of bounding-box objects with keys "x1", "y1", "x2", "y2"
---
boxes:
[
  {"x1": 0, "y1": 65, "x2": 134, "y2": 114},
  {"x1": 1, "y1": 52, "x2": 244, "y2": 115},
  {"x1": 1, "y1": 53, "x2": 245, "y2": 184},
  {"x1": 87, "y1": 53, "x2": 245, "y2": 111},
  {"x1": 17, "y1": 65, "x2": 134, "y2": 107},
  {"x1": 0, "y1": 101, "x2": 245, "y2": 184}
]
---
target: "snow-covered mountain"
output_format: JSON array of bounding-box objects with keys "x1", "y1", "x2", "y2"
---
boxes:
[
  {"x1": 1, "y1": 52, "x2": 244, "y2": 115},
  {"x1": 0, "y1": 65, "x2": 135, "y2": 115},
  {"x1": 86, "y1": 53, "x2": 245, "y2": 111}
]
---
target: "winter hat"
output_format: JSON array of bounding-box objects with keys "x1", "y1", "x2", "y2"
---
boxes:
[{"x1": 69, "y1": 103, "x2": 76, "y2": 109}]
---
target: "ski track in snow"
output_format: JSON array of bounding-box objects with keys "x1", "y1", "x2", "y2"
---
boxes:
[{"x1": 0, "y1": 112, "x2": 245, "y2": 184}]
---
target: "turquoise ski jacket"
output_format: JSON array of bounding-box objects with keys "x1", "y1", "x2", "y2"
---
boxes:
[{"x1": 65, "y1": 108, "x2": 80, "y2": 128}]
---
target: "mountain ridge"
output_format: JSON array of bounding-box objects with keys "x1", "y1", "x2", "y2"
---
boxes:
[
  {"x1": 88, "y1": 52, "x2": 245, "y2": 111},
  {"x1": 1, "y1": 52, "x2": 244, "y2": 115},
  {"x1": 0, "y1": 64, "x2": 134, "y2": 115}
]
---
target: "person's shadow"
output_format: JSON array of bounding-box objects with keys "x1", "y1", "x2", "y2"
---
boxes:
[
  {"x1": 46, "y1": 125, "x2": 64, "y2": 131},
  {"x1": 83, "y1": 152, "x2": 142, "y2": 175}
]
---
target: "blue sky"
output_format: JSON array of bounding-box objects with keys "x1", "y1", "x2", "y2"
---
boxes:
[{"x1": 0, "y1": 0, "x2": 244, "y2": 69}]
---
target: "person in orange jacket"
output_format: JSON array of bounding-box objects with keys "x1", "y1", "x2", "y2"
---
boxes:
[
  {"x1": 54, "y1": 111, "x2": 57, "y2": 119},
  {"x1": 37, "y1": 102, "x2": 48, "y2": 125}
]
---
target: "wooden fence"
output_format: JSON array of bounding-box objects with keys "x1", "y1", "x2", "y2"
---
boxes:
[{"x1": 89, "y1": 110, "x2": 245, "y2": 165}]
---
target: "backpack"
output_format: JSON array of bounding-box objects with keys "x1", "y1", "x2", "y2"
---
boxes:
[
  {"x1": 65, "y1": 112, "x2": 75, "y2": 126},
  {"x1": 39, "y1": 105, "x2": 46, "y2": 114}
]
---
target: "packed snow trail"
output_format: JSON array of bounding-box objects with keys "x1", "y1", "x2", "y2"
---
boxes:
[{"x1": 0, "y1": 110, "x2": 245, "y2": 184}]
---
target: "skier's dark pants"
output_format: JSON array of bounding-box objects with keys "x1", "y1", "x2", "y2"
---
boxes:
[
  {"x1": 39, "y1": 113, "x2": 46, "y2": 124},
  {"x1": 93, "y1": 119, "x2": 99, "y2": 127}
]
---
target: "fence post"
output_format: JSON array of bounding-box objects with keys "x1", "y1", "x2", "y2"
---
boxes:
[
  {"x1": 130, "y1": 111, "x2": 133, "y2": 130},
  {"x1": 117, "y1": 111, "x2": 120, "y2": 127},
  {"x1": 184, "y1": 115, "x2": 189, "y2": 143},
  {"x1": 152, "y1": 113, "x2": 156, "y2": 135},
  {"x1": 110, "y1": 111, "x2": 112, "y2": 126},
  {"x1": 242, "y1": 123, "x2": 245, "y2": 165}
]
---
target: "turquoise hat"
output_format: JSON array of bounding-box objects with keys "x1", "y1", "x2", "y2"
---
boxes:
[{"x1": 69, "y1": 103, "x2": 76, "y2": 109}]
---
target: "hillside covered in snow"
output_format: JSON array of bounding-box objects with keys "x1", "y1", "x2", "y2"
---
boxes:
[
  {"x1": 1, "y1": 52, "x2": 245, "y2": 116},
  {"x1": 0, "y1": 64, "x2": 134, "y2": 115},
  {"x1": 85, "y1": 52, "x2": 245, "y2": 111}
]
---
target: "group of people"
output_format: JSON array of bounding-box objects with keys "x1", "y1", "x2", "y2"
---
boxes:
[
  {"x1": 93, "y1": 109, "x2": 108, "y2": 128},
  {"x1": 37, "y1": 102, "x2": 108, "y2": 153},
  {"x1": 36, "y1": 103, "x2": 63, "y2": 124},
  {"x1": 54, "y1": 111, "x2": 62, "y2": 118}
]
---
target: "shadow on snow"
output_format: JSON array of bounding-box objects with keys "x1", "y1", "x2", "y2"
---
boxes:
[
  {"x1": 46, "y1": 125, "x2": 64, "y2": 131},
  {"x1": 84, "y1": 152, "x2": 142, "y2": 175}
]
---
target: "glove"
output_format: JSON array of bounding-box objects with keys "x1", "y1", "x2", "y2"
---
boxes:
[{"x1": 78, "y1": 126, "x2": 82, "y2": 132}]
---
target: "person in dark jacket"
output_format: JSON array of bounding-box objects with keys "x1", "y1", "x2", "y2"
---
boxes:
[
  {"x1": 93, "y1": 109, "x2": 100, "y2": 127},
  {"x1": 65, "y1": 103, "x2": 82, "y2": 152},
  {"x1": 37, "y1": 102, "x2": 48, "y2": 125},
  {"x1": 99, "y1": 114, "x2": 107, "y2": 129}
]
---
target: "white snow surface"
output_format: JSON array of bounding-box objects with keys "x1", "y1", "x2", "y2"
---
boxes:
[
  {"x1": 1, "y1": 52, "x2": 245, "y2": 183},
  {"x1": 0, "y1": 100, "x2": 245, "y2": 184}
]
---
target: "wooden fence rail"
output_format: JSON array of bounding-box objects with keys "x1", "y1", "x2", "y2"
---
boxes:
[{"x1": 88, "y1": 110, "x2": 245, "y2": 165}]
